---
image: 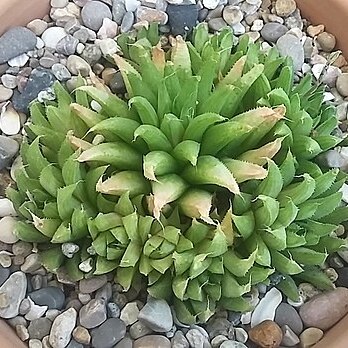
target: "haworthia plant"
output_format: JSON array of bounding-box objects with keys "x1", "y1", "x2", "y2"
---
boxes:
[{"x1": 8, "y1": 23, "x2": 348, "y2": 324}]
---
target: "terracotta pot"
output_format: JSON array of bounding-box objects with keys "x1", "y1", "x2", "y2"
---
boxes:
[
  {"x1": 0, "y1": 0, "x2": 50, "y2": 36},
  {"x1": 0, "y1": 0, "x2": 348, "y2": 347}
]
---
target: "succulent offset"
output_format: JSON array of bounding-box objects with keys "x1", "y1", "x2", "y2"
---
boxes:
[{"x1": 8, "y1": 23, "x2": 348, "y2": 324}]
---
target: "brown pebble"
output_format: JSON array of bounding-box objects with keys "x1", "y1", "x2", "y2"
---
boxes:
[
  {"x1": 299, "y1": 327, "x2": 323, "y2": 348},
  {"x1": 317, "y1": 32, "x2": 336, "y2": 52},
  {"x1": 275, "y1": 0, "x2": 296, "y2": 17},
  {"x1": 249, "y1": 320, "x2": 283, "y2": 348},
  {"x1": 101, "y1": 67, "x2": 117, "y2": 85},
  {"x1": 333, "y1": 54, "x2": 348, "y2": 68},
  {"x1": 306, "y1": 24, "x2": 325, "y2": 37}
]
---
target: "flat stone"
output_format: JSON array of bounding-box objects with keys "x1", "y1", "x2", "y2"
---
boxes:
[
  {"x1": 120, "y1": 11, "x2": 135, "y2": 33},
  {"x1": 299, "y1": 287, "x2": 348, "y2": 330},
  {"x1": 138, "y1": 298, "x2": 173, "y2": 332},
  {"x1": 49, "y1": 308, "x2": 77, "y2": 348},
  {"x1": 249, "y1": 320, "x2": 283, "y2": 348},
  {"x1": 274, "y1": 303, "x2": 303, "y2": 335},
  {"x1": 29, "y1": 287, "x2": 65, "y2": 310},
  {"x1": 41, "y1": 27, "x2": 68, "y2": 50},
  {"x1": 28, "y1": 318, "x2": 52, "y2": 340},
  {"x1": 276, "y1": 34, "x2": 304, "y2": 71},
  {"x1": 12, "y1": 68, "x2": 56, "y2": 113},
  {"x1": 81, "y1": 1, "x2": 112, "y2": 31},
  {"x1": 120, "y1": 302, "x2": 139, "y2": 326},
  {"x1": 91, "y1": 318, "x2": 126, "y2": 348},
  {"x1": 56, "y1": 35, "x2": 79, "y2": 55},
  {"x1": 260, "y1": 22, "x2": 288, "y2": 43},
  {"x1": 112, "y1": 0, "x2": 127, "y2": 24},
  {"x1": 134, "y1": 335, "x2": 171, "y2": 348},
  {"x1": 136, "y1": 6, "x2": 168, "y2": 24},
  {"x1": 299, "y1": 328, "x2": 323, "y2": 348},
  {"x1": 66, "y1": 55, "x2": 91, "y2": 76},
  {"x1": 0, "y1": 27, "x2": 37, "y2": 64},
  {"x1": 27, "y1": 19, "x2": 48, "y2": 36},
  {"x1": 1, "y1": 74, "x2": 17, "y2": 89},
  {"x1": 0, "y1": 216, "x2": 18, "y2": 243},
  {"x1": 275, "y1": 0, "x2": 296, "y2": 17},
  {"x1": 166, "y1": 4, "x2": 199, "y2": 36},
  {"x1": 0, "y1": 85, "x2": 13, "y2": 102},
  {"x1": 0, "y1": 271, "x2": 27, "y2": 318},
  {"x1": 79, "y1": 299, "x2": 107, "y2": 329}
]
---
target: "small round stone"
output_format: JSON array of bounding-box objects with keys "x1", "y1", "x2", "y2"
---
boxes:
[
  {"x1": 73, "y1": 326, "x2": 91, "y2": 345},
  {"x1": 134, "y1": 335, "x2": 171, "y2": 348},
  {"x1": 223, "y1": 6, "x2": 244, "y2": 26},
  {"x1": 336, "y1": 73, "x2": 348, "y2": 97},
  {"x1": 28, "y1": 318, "x2": 52, "y2": 340},
  {"x1": 307, "y1": 24, "x2": 325, "y2": 37},
  {"x1": 81, "y1": 1, "x2": 113, "y2": 31},
  {"x1": 56, "y1": 35, "x2": 79, "y2": 55},
  {"x1": 275, "y1": 0, "x2": 296, "y2": 17},
  {"x1": 67, "y1": 55, "x2": 91, "y2": 77},
  {"x1": 249, "y1": 320, "x2": 283, "y2": 348},
  {"x1": 208, "y1": 18, "x2": 227, "y2": 32},
  {"x1": 299, "y1": 328, "x2": 323, "y2": 348},
  {"x1": 27, "y1": 19, "x2": 48, "y2": 36},
  {"x1": 317, "y1": 32, "x2": 336, "y2": 52},
  {"x1": 51, "y1": 63, "x2": 72, "y2": 82},
  {"x1": 41, "y1": 27, "x2": 68, "y2": 50}
]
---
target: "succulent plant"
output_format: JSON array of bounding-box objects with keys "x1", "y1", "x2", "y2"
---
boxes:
[{"x1": 8, "y1": 23, "x2": 348, "y2": 324}]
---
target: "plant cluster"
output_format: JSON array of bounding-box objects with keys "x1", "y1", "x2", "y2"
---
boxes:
[{"x1": 8, "y1": 23, "x2": 348, "y2": 324}]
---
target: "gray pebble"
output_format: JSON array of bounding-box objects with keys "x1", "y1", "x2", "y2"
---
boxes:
[
  {"x1": 81, "y1": 1, "x2": 112, "y2": 31},
  {"x1": 29, "y1": 339, "x2": 43, "y2": 348},
  {"x1": 56, "y1": 35, "x2": 79, "y2": 55},
  {"x1": 12, "y1": 68, "x2": 56, "y2": 113},
  {"x1": 51, "y1": 63, "x2": 72, "y2": 81},
  {"x1": 208, "y1": 18, "x2": 227, "y2": 31},
  {"x1": 95, "y1": 283, "x2": 112, "y2": 302},
  {"x1": 73, "y1": 28, "x2": 90, "y2": 43},
  {"x1": 91, "y1": 318, "x2": 127, "y2": 348},
  {"x1": 65, "y1": 18, "x2": 82, "y2": 35},
  {"x1": 129, "y1": 321, "x2": 153, "y2": 339},
  {"x1": 81, "y1": 44, "x2": 102, "y2": 65},
  {"x1": 138, "y1": 298, "x2": 173, "y2": 333},
  {"x1": 276, "y1": 34, "x2": 304, "y2": 71},
  {"x1": 121, "y1": 11, "x2": 135, "y2": 33},
  {"x1": 0, "y1": 27, "x2": 37, "y2": 64},
  {"x1": 28, "y1": 317, "x2": 52, "y2": 340},
  {"x1": 1, "y1": 74, "x2": 18, "y2": 89},
  {"x1": 186, "y1": 329, "x2": 211, "y2": 348},
  {"x1": 220, "y1": 341, "x2": 247, "y2": 348},
  {"x1": 29, "y1": 287, "x2": 65, "y2": 310},
  {"x1": 260, "y1": 22, "x2": 288, "y2": 43},
  {"x1": 112, "y1": 0, "x2": 127, "y2": 24},
  {"x1": 107, "y1": 302, "x2": 120, "y2": 318},
  {"x1": 171, "y1": 330, "x2": 190, "y2": 348},
  {"x1": 114, "y1": 336, "x2": 134, "y2": 348},
  {"x1": 275, "y1": 303, "x2": 303, "y2": 335},
  {"x1": 0, "y1": 266, "x2": 10, "y2": 287},
  {"x1": 79, "y1": 299, "x2": 107, "y2": 329},
  {"x1": 66, "y1": 339, "x2": 84, "y2": 348},
  {"x1": 281, "y1": 325, "x2": 300, "y2": 347},
  {"x1": 0, "y1": 136, "x2": 19, "y2": 170}
]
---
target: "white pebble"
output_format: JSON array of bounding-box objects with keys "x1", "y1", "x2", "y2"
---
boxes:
[
  {"x1": 8, "y1": 54, "x2": 29, "y2": 68},
  {"x1": 323, "y1": 92, "x2": 335, "y2": 102},
  {"x1": 25, "y1": 297, "x2": 48, "y2": 321},
  {"x1": 98, "y1": 38, "x2": 120, "y2": 56},
  {"x1": 0, "y1": 198, "x2": 17, "y2": 217},
  {"x1": 36, "y1": 37, "x2": 45, "y2": 50},
  {"x1": 232, "y1": 22, "x2": 246, "y2": 35},
  {"x1": 251, "y1": 19, "x2": 263, "y2": 31},
  {"x1": 125, "y1": 0, "x2": 141, "y2": 11},
  {"x1": 234, "y1": 327, "x2": 248, "y2": 343},
  {"x1": 312, "y1": 63, "x2": 326, "y2": 80},
  {"x1": 0, "y1": 104, "x2": 21, "y2": 135},
  {"x1": 251, "y1": 287, "x2": 282, "y2": 327},
  {"x1": 41, "y1": 27, "x2": 67, "y2": 50},
  {"x1": 203, "y1": 0, "x2": 220, "y2": 9},
  {"x1": 0, "y1": 216, "x2": 18, "y2": 244}
]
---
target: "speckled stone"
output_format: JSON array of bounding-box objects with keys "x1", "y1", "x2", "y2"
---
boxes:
[{"x1": 81, "y1": 1, "x2": 112, "y2": 31}]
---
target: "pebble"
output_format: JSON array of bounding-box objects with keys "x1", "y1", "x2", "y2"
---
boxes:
[
  {"x1": 172, "y1": 330, "x2": 189, "y2": 348},
  {"x1": 51, "y1": 63, "x2": 72, "y2": 81},
  {"x1": 27, "y1": 19, "x2": 48, "y2": 36},
  {"x1": 206, "y1": 317, "x2": 232, "y2": 338},
  {"x1": 336, "y1": 73, "x2": 348, "y2": 97},
  {"x1": 21, "y1": 254, "x2": 41, "y2": 273},
  {"x1": 0, "y1": 267, "x2": 10, "y2": 287},
  {"x1": 49, "y1": 308, "x2": 77, "y2": 348},
  {"x1": 251, "y1": 288, "x2": 282, "y2": 328},
  {"x1": 0, "y1": 104, "x2": 21, "y2": 136},
  {"x1": 166, "y1": 4, "x2": 199, "y2": 36},
  {"x1": 336, "y1": 267, "x2": 348, "y2": 287},
  {"x1": 276, "y1": 34, "x2": 304, "y2": 71},
  {"x1": 0, "y1": 135, "x2": 19, "y2": 169},
  {"x1": 1, "y1": 74, "x2": 17, "y2": 89},
  {"x1": 138, "y1": 298, "x2": 173, "y2": 332},
  {"x1": 66, "y1": 339, "x2": 84, "y2": 348},
  {"x1": 136, "y1": 6, "x2": 168, "y2": 24},
  {"x1": 12, "y1": 68, "x2": 56, "y2": 113},
  {"x1": 281, "y1": 325, "x2": 300, "y2": 347},
  {"x1": 81, "y1": 44, "x2": 102, "y2": 65},
  {"x1": 299, "y1": 287, "x2": 348, "y2": 330},
  {"x1": 29, "y1": 339, "x2": 43, "y2": 348},
  {"x1": 97, "y1": 18, "x2": 119, "y2": 39},
  {"x1": 29, "y1": 287, "x2": 65, "y2": 310},
  {"x1": 223, "y1": 5, "x2": 244, "y2": 26},
  {"x1": 42, "y1": 27, "x2": 68, "y2": 50},
  {"x1": 0, "y1": 216, "x2": 18, "y2": 243},
  {"x1": 79, "y1": 275, "x2": 107, "y2": 293},
  {"x1": 0, "y1": 271, "x2": 27, "y2": 318},
  {"x1": 56, "y1": 35, "x2": 79, "y2": 56},
  {"x1": 81, "y1": 1, "x2": 113, "y2": 31},
  {"x1": 299, "y1": 328, "x2": 323, "y2": 348},
  {"x1": 79, "y1": 299, "x2": 107, "y2": 329},
  {"x1": 249, "y1": 320, "x2": 283, "y2": 348},
  {"x1": 220, "y1": 342, "x2": 247, "y2": 348},
  {"x1": 66, "y1": 55, "x2": 91, "y2": 76},
  {"x1": 298, "y1": 283, "x2": 321, "y2": 301},
  {"x1": 73, "y1": 326, "x2": 91, "y2": 345},
  {"x1": 16, "y1": 324, "x2": 30, "y2": 341},
  {"x1": 120, "y1": 12, "x2": 135, "y2": 33},
  {"x1": 8, "y1": 54, "x2": 30, "y2": 68},
  {"x1": 208, "y1": 18, "x2": 228, "y2": 31},
  {"x1": 73, "y1": 28, "x2": 90, "y2": 43},
  {"x1": 317, "y1": 32, "x2": 336, "y2": 52},
  {"x1": 24, "y1": 297, "x2": 48, "y2": 321},
  {"x1": 274, "y1": 303, "x2": 303, "y2": 335},
  {"x1": 185, "y1": 328, "x2": 211, "y2": 348},
  {"x1": 98, "y1": 38, "x2": 119, "y2": 56},
  {"x1": 234, "y1": 327, "x2": 248, "y2": 343},
  {"x1": 129, "y1": 321, "x2": 153, "y2": 339},
  {"x1": 120, "y1": 302, "x2": 140, "y2": 326},
  {"x1": 91, "y1": 318, "x2": 126, "y2": 348},
  {"x1": 134, "y1": 335, "x2": 171, "y2": 348},
  {"x1": 112, "y1": 0, "x2": 127, "y2": 24},
  {"x1": 28, "y1": 318, "x2": 52, "y2": 340},
  {"x1": 0, "y1": 27, "x2": 37, "y2": 64},
  {"x1": 203, "y1": 0, "x2": 220, "y2": 10},
  {"x1": 275, "y1": 0, "x2": 296, "y2": 17}
]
